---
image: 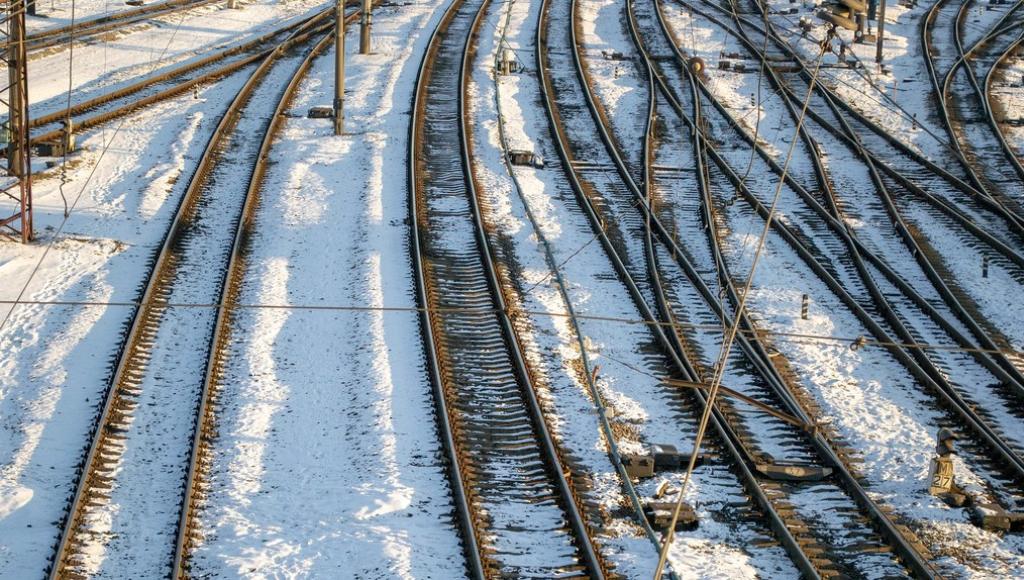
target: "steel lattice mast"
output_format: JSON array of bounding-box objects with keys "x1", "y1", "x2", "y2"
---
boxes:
[{"x1": 1, "y1": 0, "x2": 32, "y2": 243}]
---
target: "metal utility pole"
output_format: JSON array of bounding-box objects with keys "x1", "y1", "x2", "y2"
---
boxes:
[
  {"x1": 359, "y1": 0, "x2": 371, "y2": 54},
  {"x1": 1, "y1": 0, "x2": 33, "y2": 243},
  {"x1": 875, "y1": 0, "x2": 887, "y2": 63},
  {"x1": 334, "y1": 0, "x2": 344, "y2": 135}
]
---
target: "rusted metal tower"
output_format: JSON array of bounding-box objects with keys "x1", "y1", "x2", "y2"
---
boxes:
[{"x1": 1, "y1": 0, "x2": 32, "y2": 243}]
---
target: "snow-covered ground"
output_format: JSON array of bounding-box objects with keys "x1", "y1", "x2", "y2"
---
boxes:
[
  {"x1": 188, "y1": 1, "x2": 466, "y2": 576},
  {"x1": 3, "y1": 0, "x2": 1024, "y2": 576}
]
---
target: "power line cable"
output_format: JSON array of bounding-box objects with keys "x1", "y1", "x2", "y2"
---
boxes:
[{"x1": 653, "y1": 27, "x2": 834, "y2": 579}]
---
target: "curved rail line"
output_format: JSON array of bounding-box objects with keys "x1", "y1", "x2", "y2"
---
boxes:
[
  {"x1": 710, "y1": 0, "x2": 1024, "y2": 243},
  {"x1": 408, "y1": 0, "x2": 605, "y2": 575},
  {"x1": 679, "y1": 0, "x2": 1024, "y2": 462},
  {"x1": 25, "y1": 0, "x2": 222, "y2": 52},
  {"x1": 485, "y1": 0, "x2": 675, "y2": 568},
  {"x1": 27, "y1": 9, "x2": 334, "y2": 144},
  {"x1": 650, "y1": 0, "x2": 1024, "y2": 570},
  {"x1": 537, "y1": 0, "x2": 824, "y2": 575},
  {"x1": 668, "y1": 0, "x2": 1024, "y2": 485},
  {"x1": 168, "y1": 24, "x2": 341, "y2": 580},
  {"x1": 541, "y1": 0, "x2": 938, "y2": 575},
  {"x1": 924, "y1": 0, "x2": 1024, "y2": 220},
  {"x1": 982, "y1": 24, "x2": 1024, "y2": 187},
  {"x1": 589, "y1": 0, "x2": 944, "y2": 575},
  {"x1": 45, "y1": 18, "x2": 339, "y2": 579},
  {"x1": 702, "y1": 0, "x2": 1024, "y2": 387}
]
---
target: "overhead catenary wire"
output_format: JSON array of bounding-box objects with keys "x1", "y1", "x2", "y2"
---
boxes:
[
  {"x1": 2, "y1": 296, "x2": 1020, "y2": 358},
  {"x1": 652, "y1": 28, "x2": 834, "y2": 579}
]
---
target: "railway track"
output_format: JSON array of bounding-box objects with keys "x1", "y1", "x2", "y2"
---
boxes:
[
  {"x1": 542, "y1": 0, "x2": 943, "y2": 575},
  {"x1": 647, "y1": 0, "x2": 1024, "y2": 572},
  {"x1": 44, "y1": 17, "x2": 342, "y2": 579},
  {"x1": 984, "y1": 28, "x2": 1024, "y2": 176},
  {"x1": 700, "y1": 0, "x2": 1024, "y2": 388},
  {"x1": 675, "y1": 0, "x2": 1024, "y2": 465},
  {"x1": 25, "y1": 0, "x2": 222, "y2": 52},
  {"x1": 983, "y1": 21, "x2": 1024, "y2": 180},
  {"x1": 929, "y1": 0, "x2": 1024, "y2": 220},
  {"x1": 572, "y1": 0, "x2": 948, "y2": 575},
  {"x1": 720, "y1": 0, "x2": 1024, "y2": 246},
  {"x1": 409, "y1": 0, "x2": 604, "y2": 575},
  {"x1": 26, "y1": 9, "x2": 336, "y2": 149}
]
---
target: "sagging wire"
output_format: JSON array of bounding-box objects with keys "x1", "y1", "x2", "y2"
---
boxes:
[
  {"x1": 0, "y1": 7, "x2": 196, "y2": 336},
  {"x1": 652, "y1": 26, "x2": 834, "y2": 579},
  {"x1": 1, "y1": 297, "x2": 1020, "y2": 357}
]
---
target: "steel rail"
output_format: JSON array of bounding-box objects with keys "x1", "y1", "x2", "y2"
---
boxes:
[
  {"x1": 943, "y1": 0, "x2": 1024, "y2": 209},
  {"x1": 45, "y1": 18, "x2": 340, "y2": 580},
  {"x1": 457, "y1": 0, "x2": 606, "y2": 574},
  {"x1": 624, "y1": 0, "x2": 941, "y2": 575},
  {"x1": 409, "y1": 0, "x2": 604, "y2": 574},
  {"x1": 486, "y1": 0, "x2": 671, "y2": 570},
  {"x1": 27, "y1": 9, "x2": 336, "y2": 148},
  {"x1": 701, "y1": 0, "x2": 1024, "y2": 288},
  {"x1": 665, "y1": 0, "x2": 1024, "y2": 481},
  {"x1": 168, "y1": 20, "x2": 344, "y2": 577},
  {"x1": 25, "y1": 0, "x2": 223, "y2": 52},
  {"x1": 727, "y1": 0, "x2": 1024, "y2": 407},
  {"x1": 713, "y1": 0, "x2": 1024, "y2": 238},
  {"x1": 539, "y1": 0, "x2": 845, "y2": 576},
  {"x1": 687, "y1": 0, "x2": 1024, "y2": 415},
  {"x1": 28, "y1": 9, "x2": 329, "y2": 130},
  {"x1": 951, "y1": 1, "x2": 1024, "y2": 202},
  {"x1": 924, "y1": 0, "x2": 1024, "y2": 222},
  {"x1": 405, "y1": 0, "x2": 482, "y2": 574},
  {"x1": 983, "y1": 31, "x2": 1024, "y2": 189},
  {"x1": 719, "y1": 0, "x2": 1024, "y2": 246}
]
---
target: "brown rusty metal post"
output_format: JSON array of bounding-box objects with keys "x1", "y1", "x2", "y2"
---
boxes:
[
  {"x1": 875, "y1": 0, "x2": 887, "y2": 63},
  {"x1": 2, "y1": 0, "x2": 33, "y2": 243},
  {"x1": 334, "y1": 0, "x2": 345, "y2": 135},
  {"x1": 359, "y1": 0, "x2": 371, "y2": 54}
]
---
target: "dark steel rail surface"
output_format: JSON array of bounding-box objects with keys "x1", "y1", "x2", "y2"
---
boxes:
[
  {"x1": 538, "y1": 0, "x2": 888, "y2": 576},
  {"x1": 45, "y1": 19, "x2": 340, "y2": 580},
  {"x1": 698, "y1": 0, "x2": 1024, "y2": 391},
  {"x1": 409, "y1": 0, "x2": 605, "y2": 575},
  {"x1": 169, "y1": 23, "x2": 342, "y2": 579},
  {"x1": 26, "y1": 0, "x2": 223, "y2": 52},
  {"x1": 659, "y1": 0, "x2": 1024, "y2": 493}
]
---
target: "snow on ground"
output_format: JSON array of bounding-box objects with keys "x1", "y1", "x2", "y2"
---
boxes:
[
  {"x1": 25, "y1": 0, "x2": 330, "y2": 119},
  {"x1": 25, "y1": 0, "x2": 199, "y2": 33},
  {"x1": 187, "y1": 1, "x2": 465, "y2": 577},
  {"x1": 538, "y1": 0, "x2": 798, "y2": 575},
  {"x1": 576, "y1": 0, "x2": 647, "y2": 180},
  {"x1": 719, "y1": 190, "x2": 1024, "y2": 578},
  {"x1": 0, "y1": 66, "x2": 256, "y2": 576}
]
